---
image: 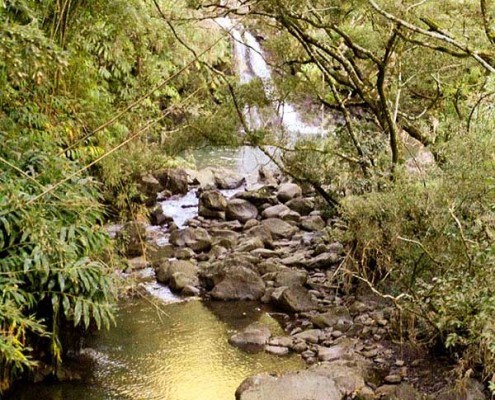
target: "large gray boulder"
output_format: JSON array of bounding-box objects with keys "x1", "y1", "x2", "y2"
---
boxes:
[
  {"x1": 277, "y1": 182, "x2": 302, "y2": 203},
  {"x1": 235, "y1": 186, "x2": 278, "y2": 206},
  {"x1": 210, "y1": 265, "x2": 265, "y2": 300},
  {"x1": 155, "y1": 260, "x2": 198, "y2": 294},
  {"x1": 273, "y1": 269, "x2": 308, "y2": 288},
  {"x1": 155, "y1": 168, "x2": 188, "y2": 195},
  {"x1": 235, "y1": 370, "x2": 340, "y2": 400},
  {"x1": 270, "y1": 286, "x2": 318, "y2": 313},
  {"x1": 169, "y1": 227, "x2": 212, "y2": 253},
  {"x1": 198, "y1": 190, "x2": 227, "y2": 219},
  {"x1": 261, "y1": 218, "x2": 298, "y2": 239},
  {"x1": 229, "y1": 323, "x2": 271, "y2": 353},
  {"x1": 286, "y1": 197, "x2": 314, "y2": 216},
  {"x1": 300, "y1": 215, "x2": 326, "y2": 231},
  {"x1": 227, "y1": 199, "x2": 259, "y2": 223},
  {"x1": 214, "y1": 168, "x2": 246, "y2": 190}
]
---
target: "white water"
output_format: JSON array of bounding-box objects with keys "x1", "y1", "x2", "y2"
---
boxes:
[{"x1": 217, "y1": 17, "x2": 323, "y2": 136}]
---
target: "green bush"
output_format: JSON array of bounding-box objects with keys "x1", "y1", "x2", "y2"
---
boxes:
[{"x1": 340, "y1": 118, "x2": 495, "y2": 375}]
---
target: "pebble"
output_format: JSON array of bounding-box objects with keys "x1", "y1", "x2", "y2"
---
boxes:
[
  {"x1": 395, "y1": 359, "x2": 405, "y2": 367},
  {"x1": 384, "y1": 374, "x2": 402, "y2": 384}
]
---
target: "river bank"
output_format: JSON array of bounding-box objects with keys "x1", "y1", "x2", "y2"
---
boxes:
[{"x1": 119, "y1": 165, "x2": 487, "y2": 400}]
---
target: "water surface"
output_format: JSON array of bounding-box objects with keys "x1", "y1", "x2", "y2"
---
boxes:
[{"x1": 10, "y1": 298, "x2": 304, "y2": 400}]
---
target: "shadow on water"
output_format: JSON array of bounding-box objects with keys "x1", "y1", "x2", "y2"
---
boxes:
[{"x1": 9, "y1": 298, "x2": 304, "y2": 400}]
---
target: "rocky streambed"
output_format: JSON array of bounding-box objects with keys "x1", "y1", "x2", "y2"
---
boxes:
[{"x1": 116, "y1": 166, "x2": 487, "y2": 400}]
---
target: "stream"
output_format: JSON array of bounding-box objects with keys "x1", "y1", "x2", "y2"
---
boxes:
[{"x1": 8, "y1": 18, "x2": 323, "y2": 400}]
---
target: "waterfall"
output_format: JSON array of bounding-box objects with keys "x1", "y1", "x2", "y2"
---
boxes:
[{"x1": 217, "y1": 17, "x2": 323, "y2": 136}]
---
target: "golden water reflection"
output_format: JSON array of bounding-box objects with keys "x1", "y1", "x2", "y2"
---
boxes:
[{"x1": 10, "y1": 299, "x2": 304, "y2": 400}]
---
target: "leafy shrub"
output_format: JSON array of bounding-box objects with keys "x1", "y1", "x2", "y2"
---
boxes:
[{"x1": 340, "y1": 118, "x2": 495, "y2": 375}]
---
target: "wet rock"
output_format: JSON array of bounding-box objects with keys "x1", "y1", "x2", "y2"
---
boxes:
[
  {"x1": 235, "y1": 186, "x2": 278, "y2": 207},
  {"x1": 175, "y1": 247, "x2": 195, "y2": 260},
  {"x1": 155, "y1": 168, "x2": 188, "y2": 195},
  {"x1": 226, "y1": 199, "x2": 258, "y2": 223},
  {"x1": 271, "y1": 286, "x2": 318, "y2": 313},
  {"x1": 277, "y1": 182, "x2": 302, "y2": 203},
  {"x1": 261, "y1": 204, "x2": 290, "y2": 219},
  {"x1": 126, "y1": 256, "x2": 150, "y2": 271},
  {"x1": 293, "y1": 329, "x2": 322, "y2": 344},
  {"x1": 237, "y1": 237, "x2": 265, "y2": 253},
  {"x1": 210, "y1": 228, "x2": 239, "y2": 249},
  {"x1": 286, "y1": 197, "x2": 315, "y2": 216},
  {"x1": 261, "y1": 218, "x2": 298, "y2": 239},
  {"x1": 149, "y1": 206, "x2": 173, "y2": 226},
  {"x1": 210, "y1": 265, "x2": 265, "y2": 301},
  {"x1": 310, "y1": 307, "x2": 353, "y2": 331},
  {"x1": 245, "y1": 225, "x2": 273, "y2": 247},
  {"x1": 235, "y1": 370, "x2": 340, "y2": 400},
  {"x1": 198, "y1": 190, "x2": 228, "y2": 219},
  {"x1": 269, "y1": 336, "x2": 293, "y2": 348},
  {"x1": 170, "y1": 227, "x2": 212, "y2": 253},
  {"x1": 147, "y1": 245, "x2": 175, "y2": 262},
  {"x1": 273, "y1": 269, "x2": 308, "y2": 288},
  {"x1": 214, "y1": 168, "x2": 246, "y2": 190},
  {"x1": 229, "y1": 323, "x2": 271, "y2": 352},
  {"x1": 155, "y1": 259, "x2": 197, "y2": 283},
  {"x1": 300, "y1": 215, "x2": 326, "y2": 232},
  {"x1": 182, "y1": 285, "x2": 201, "y2": 297},
  {"x1": 265, "y1": 345, "x2": 289, "y2": 356},
  {"x1": 169, "y1": 271, "x2": 200, "y2": 293},
  {"x1": 139, "y1": 174, "x2": 161, "y2": 203}
]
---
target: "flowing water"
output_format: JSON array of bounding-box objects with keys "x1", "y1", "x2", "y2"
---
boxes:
[{"x1": 8, "y1": 18, "x2": 317, "y2": 400}]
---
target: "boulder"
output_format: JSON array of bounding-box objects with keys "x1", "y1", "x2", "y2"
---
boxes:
[
  {"x1": 300, "y1": 215, "x2": 326, "y2": 231},
  {"x1": 237, "y1": 237, "x2": 265, "y2": 253},
  {"x1": 245, "y1": 225, "x2": 273, "y2": 247},
  {"x1": 169, "y1": 227, "x2": 212, "y2": 253},
  {"x1": 139, "y1": 174, "x2": 161, "y2": 204},
  {"x1": 155, "y1": 168, "x2": 188, "y2": 195},
  {"x1": 277, "y1": 183, "x2": 302, "y2": 203},
  {"x1": 271, "y1": 286, "x2": 318, "y2": 313},
  {"x1": 235, "y1": 186, "x2": 278, "y2": 207},
  {"x1": 235, "y1": 370, "x2": 340, "y2": 400},
  {"x1": 193, "y1": 168, "x2": 216, "y2": 189},
  {"x1": 229, "y1": 323, "x2": 271, "y2": 352},
  {"x1": 286, "y1": 197, "x2": 314, "y2": 216},
  {"x1": 273, "y1": 269, "x2": 308, "y2": 288},
  {"x1": 261, "y1": 218, "x2": 298, "y2": 239},
  {"x1": 155, "y1": 259, "x2": 197, "y2": 283},
  {"x1": 310, "y1": 307, "x2": 353, "y2": 331},
  {"x1": 126, "y1": 256, "x2": 150, "y2": 271},
  {"x1": 199, "y1": 190, "x2": 227, "y2": 211},
  {"x1": 214, "y1": 168, "x2": 246, "y2": 190},
  {"x1": 198, "y1": 190, "x2": 227, "y2": 219},
  {"x1": 226, "y1": 199, "x2": 258, "y2": 223},
  {"x1": 261, "y1": 204, "x2": 290, "y2": 219},
  {"x1": 293, "y1": 329, "x2": 322, "y2": 344},
  {"x1": 210, "y1": 265, "x2": 265, "y2": 300},
  {"x1": 149, "y1": 206, "x2": 173, "y2": 226},
  {"x1": 310, "y1": 252, "x2": 340, "y2": 269}
]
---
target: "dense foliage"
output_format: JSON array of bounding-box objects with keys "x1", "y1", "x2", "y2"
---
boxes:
[{"x1": 0, "y1": 0, "x2": 234, "y2": 391}]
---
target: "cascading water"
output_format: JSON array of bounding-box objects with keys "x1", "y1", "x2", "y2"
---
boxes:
[{"x1": 218, "y1": 18, "x2": 323, "y2": 136}]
